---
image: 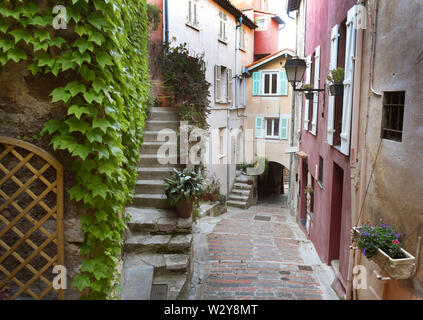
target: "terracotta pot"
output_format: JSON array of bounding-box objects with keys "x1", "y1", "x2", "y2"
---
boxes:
[
  {"x1": 203, "y1": 193, "x2": 209, "y2": 201},
  {"x1": 329, "y1": 84, "x2": 344, "y2": 96},
  {"x1": 175, "y1": 198, "x2": 194, "y2": 218},
  {"x1": 247, "y1": 180, "x2": 253, "y2": 185},
  {"x1": 210, "y1": 194, "x2": 218, "y2": 202}
]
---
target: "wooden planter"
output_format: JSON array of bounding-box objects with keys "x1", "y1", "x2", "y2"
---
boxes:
[
  {"x1": 352, "y1": 227, "x2": 416, "y2": 279},
  {"x1": 329, "y1": 84, "x2": 344, "y2": 96},
  {"x1": 175, "y1": 198, "x2": 194, "y2": 218}
]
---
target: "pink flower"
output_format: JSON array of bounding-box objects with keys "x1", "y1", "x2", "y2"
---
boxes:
[{"x1": 392, "y1": 240, "x2": 400, "y2": 245}]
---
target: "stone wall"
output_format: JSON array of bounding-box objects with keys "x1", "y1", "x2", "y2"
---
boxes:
[{"x1": 0, "y1": 61, "x2": 83, "y2": 300}]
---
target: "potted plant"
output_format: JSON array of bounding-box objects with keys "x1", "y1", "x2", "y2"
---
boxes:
[
  {"x1": 247, "y1": 179, "x2": 253, "y2": 185},
  {"x1": 354, "y1": 221, "x2": 416, "y2": 279},
  {"x1": 209, "y1": 178, "x2": 220, "y2": 202},
  {"x1": 303, "y1": 84, "x2": 315, "y2": 100},
  {"x1": 327, "y1": 68, "x2": 344, "y2": 96},
  {"x1": 165, "y1": 168, "x2": 204, "y2": 218}
]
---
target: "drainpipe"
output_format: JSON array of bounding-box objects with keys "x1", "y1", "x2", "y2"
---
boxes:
[
  {"x1": 164, "y1": 0, "x2": 169, "y2": 44},
  {"x1": 346, "y1": 0, "x2": 365, "y2": 299},
  {"x1": 370, "y1": 0, "x2": 382, "y2": 97}
]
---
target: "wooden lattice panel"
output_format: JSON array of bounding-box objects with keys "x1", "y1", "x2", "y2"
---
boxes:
[{"x1": 0, "y1": 137, "x2": 64, "y2": 300}]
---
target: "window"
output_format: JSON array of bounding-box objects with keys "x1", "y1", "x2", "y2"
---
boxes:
[
  {"x1": 318, "y1": 156, "x2": 323, "y2": 187},
  {"x1": 214, "y1": 65, "x2": 233, "y2": 104},
  {"x1": 255, "y1": 17, "x2": 267, "y2": 31},
  {"x1": 239, "y1": 26, "x2": 246, "y2": 50},
  {"x1": 381, "y1": 91, "x2": 405, "y2": 142},
  {"x1": 187, "y1": 0, "x2": 199, "y2": 28},
  {"x1": 219, "y1": 11, "x2": 228, "y2": 42},
  {"x1": 265, "y1": 118, "x2": 280, "y2": 138},
  {"x1": 263, "y1": 72, "x2": 278, "y2": 95}
]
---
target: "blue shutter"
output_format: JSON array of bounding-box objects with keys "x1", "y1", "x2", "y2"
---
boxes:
[
  {"x1": 280, "y1": 116, "x2": 289, "y2": 140},
  {"x1": 252, "y1": 72, "x2": 261, "y2": 96},
  {"x1": 255, "y1": 117, "x2": 264, "y2": 138},
  {"x1": 279, "y1": 71, "x2": 288, "y2": 96}
]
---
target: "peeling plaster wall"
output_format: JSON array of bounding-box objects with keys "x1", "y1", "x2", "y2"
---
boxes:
[
  {"x1": 0, "y1": 62, "x2": 83, "y2": 300},
  {"x1": 356, "y1": 0, "x2": 423, "y2": 300}
]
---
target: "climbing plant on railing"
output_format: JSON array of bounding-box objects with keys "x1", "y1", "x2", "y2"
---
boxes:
[{"x1": 0, "y1": 0, "x2": 149, "y2": 299}]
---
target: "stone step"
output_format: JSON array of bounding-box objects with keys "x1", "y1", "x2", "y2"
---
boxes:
[
  {"x1": 124, "y1": 252, "x2": 189, "y2": 273},
  {"x1": 233, "y1": 182, "x2": 253, "y2": 190},
  {"x1": 145, "y1": 120, "x2": 180, "y2": 132},
  {"x1": 147, "y1": 107, "x2": 180, "y2": 121},
  {"x1": 121, "y1": 265, "x2": 154, "y2": 300},
  {"x1": 132, "y1": 194, "x2": 170, "y2": 209},
  {"x1": 126, "y1": 207, "x2": 192, "y2": 234},
  {"x1": 125, "y1": 232, "x2": 192, "y2": 254},
  {"x1": 235, "y1": 175, "x2": 253, "y2": 183},
  {"x1": 229, "y1": 194, "x2": 249, "y2": 202},
  {"x1": 138, "y1": 154, "x2": 180, "y2": 167},
  {"x1": 135, "y1": 180, "x2": 167, "y2": 194},
  {"x1": 137, "y1": 167, "x2": 178, "y2": 180},
  {"x1": 143, "y1": 130, "x2": 178, "y2": 143},
  {"x1": 141, "y1": 141, "x2": 178, "y2": 154},
  {"x1": 227, "y1": 200, "x2": 248, "y2": 209},
  {"x1": 152, "y1": 272, "x2": 189, "y2": 300},
  {"x1": 231, "y1": 189, "x2": 251, "y2": 196}
]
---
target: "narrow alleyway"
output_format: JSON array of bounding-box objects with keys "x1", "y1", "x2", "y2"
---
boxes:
[{"x1": 187, "y1": 196, "x2": 339, "y2": 300}]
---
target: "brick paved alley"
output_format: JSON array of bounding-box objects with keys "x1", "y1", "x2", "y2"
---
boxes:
[{"x1": 188, "y1": 196, "x2": 339, "y2": 300}]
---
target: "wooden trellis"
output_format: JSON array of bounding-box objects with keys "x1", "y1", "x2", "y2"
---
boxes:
[{"x1": 0, "y1": 137, "x2": 64, "y2": 300}]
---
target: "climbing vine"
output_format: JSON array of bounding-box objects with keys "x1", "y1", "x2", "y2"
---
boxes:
[{"x1": 0, "y1": 0, "x2": 149, "y2": 299}]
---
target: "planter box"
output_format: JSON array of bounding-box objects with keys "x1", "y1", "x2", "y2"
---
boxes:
[
  {"x1": 329, "y1": 84, "x2": 344, "y2": 96},
  {"x1": 352, "y1": 227, "x2": 416, "y2": 280},
  {"x1": 305, "y1": 92, "x2": 314, "y2": 100}
]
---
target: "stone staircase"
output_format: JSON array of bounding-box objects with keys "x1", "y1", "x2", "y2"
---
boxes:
[
  {"x1": 227, "y1": 172, "x2": 255, "y2": 209},
  {"x1": 122, "y1": 107, "x2": 192, "y2": 300}
]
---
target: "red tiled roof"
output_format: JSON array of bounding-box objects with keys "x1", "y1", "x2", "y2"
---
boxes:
[{"x1": 245, "y1": 49, "x2": 295, "y2": 70}]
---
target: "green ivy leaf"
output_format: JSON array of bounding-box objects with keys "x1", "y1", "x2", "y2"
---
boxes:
[
  {"x1": 35, "y1": 52, "x2": 55, "y2": 68},
  {"x1": 73, "y1": 37, "x2": 94, "y2": 54},
  {"x1": 72, "y1": 143, "x2": 91, "y2": 160},
  {"x1": 92, "y1": 78, "x2": 109, "y2": 93},
  {"x1": 92, "y1": 118, "x2": 112, "y2": 133},
  {"x1": 96, "y1": 51, "x2": 113, "y2": 69},
  {"x1": 9, "y1": 29, "x2": 32, "y2": 44},
  {"x1": 0, "y1": 52, "x2": 7, "y2": 66},
  {"x1": 34, "y1": 30, "x2": 51, "y2": 42},
  {"x1": 0, "y1": 18, "x2": 9, "y2": 33},
  {"x1": 50, "y1": 135, "x2": 78, "y2": 152},
  {"x1": 28, "y1": 63, "x2": 39, "y2": 76},
  {"x1": 72, "y1": 274, "x2": 91, "y2": 292},
  {"x1": 21, "y1": 2, "x2": 40, "y2": 18},
  {"x1": 68, "y1": 105, "x2": 91, "y2": 119},
  {"x1": 98, "y1": 161, "x2": 115, "y2": 177},
  {"x1": 87, "y1": 128, "x2": 104, "y2": 143},
  {"x1": 80, "y1": 65, "x2": 96, "y2": 82},
  {"x1": 29, "y1": 15, "x2": 49, "y2": 27},
  {"x1": 66, "y1": 117, "x2": 90, "y2": 134},
  {"x1": 50, "y1": 87, "x2": 71, "y2": 103},
  {"x1": 41, "y1": 119, "x2": 63, "y2": 135},
  {"x1": 72, "y1": 50, "x2": 91, "y2": 66},
  {"x1": 84, "y1": 89, "x2": 103, "y2": 104},
  {"x1": 33, "y1": 41, "x2": 49, "y2": 52},
  {"x1": 69, "y1": 186, "x2": 86, "y2": 202},
  {"x1": 88, "y1": 29, "x2": 105, "y2": 46},
  {"x1": 95, "y1": 210, "x2": 108, "y2": 222},
  {"x1": 0, "y1": 39, "x2": 15, "y2": 53},
  {"x1": 65, "y1": 81, "x2": 86, "y2": 97},
  {"x1": 49, "y1": 37, "x2": 66, "y2": 48},
  {"x1": 93, "y1": 145, "x2": 109, "y2": 160},
  {"x1": 7, "y1": 48, "x2": 27, "y2": 63},
  {"x1": 87, "y1": 11, "x2": 111, "y2": 30}
]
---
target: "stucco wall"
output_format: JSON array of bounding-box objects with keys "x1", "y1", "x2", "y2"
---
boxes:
[
  {"x1": 244, "y1": 57, "x2": 292, "y2": 169},
  {"x1": 355, "y1": 0, "x2": 423, "y2": 300}
]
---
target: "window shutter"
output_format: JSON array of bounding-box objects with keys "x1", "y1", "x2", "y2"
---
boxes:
[
  {"x1": 227, "y1": 68, "x2": 233, "y2": 103},
  {"x1": 327, "y1": 24, "x2": 339, "y2": 146},
  {"x1": 303, "y1": 55, "x2": 312, "y2": 130},
  {"x1": 188, "y1": 0, "x2": 192, "y2": 23},
  {"x1": 252, "y1": 71, "x2": 262, "y2": 96},
  {"x1": 311, "y1": 46, "x2": 320, "y2": 136},
  {"x1": 279, "y1": 71, "x2": 288, "y2": 96},
  {"x1": 341, "y1": 6, "x2": 357, "y2": 156},
  {"x1": 215, "y1": 65, "x2": 221, "y2": 103},
  {"x1": 193, "y1": 0, "x2": 198, "y2": 25},
  {"x1": 280, "y1": 116, "x2": 289, "y2": 140},
  {"x1": 255, "y1": 117, "x2": 264, "y2": 138}
]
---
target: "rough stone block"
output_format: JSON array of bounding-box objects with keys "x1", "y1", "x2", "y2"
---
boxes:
[{"x1": 122, "y1": 265, "x2": 154, "y2": 300}]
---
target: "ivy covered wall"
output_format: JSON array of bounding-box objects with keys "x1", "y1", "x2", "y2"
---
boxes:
[{"x1": 0, "y1": 0, "x2": 150, "y2": 299}]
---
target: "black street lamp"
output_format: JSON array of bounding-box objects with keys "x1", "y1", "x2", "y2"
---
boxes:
[{"x1": 284, "y1": 58, "x2": 325, "y2": 93}]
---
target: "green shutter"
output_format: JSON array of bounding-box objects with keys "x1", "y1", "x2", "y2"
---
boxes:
[
  {"x1": 279, "y1": 71, "x2": 288, "y2": 96},
  {"x1": 280, "y1": 116, "x2": 289, "y2": 140},
  {"x1": 255, "y1": 117, "x2": 264, "y2": 138},
  {"x1": 252, "y1": 71, "x2": 261, "y2": 96}
]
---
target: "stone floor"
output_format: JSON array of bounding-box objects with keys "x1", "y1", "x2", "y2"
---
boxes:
[{"x1": 187, "y1": 194, "x2": 339, "y2": 300}]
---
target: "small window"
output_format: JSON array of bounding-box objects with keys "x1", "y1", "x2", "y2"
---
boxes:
[
  {"x1": 239, "y1": 26, "x2": 246, "y2": 50},
  {"x1": 187, "y1": 0, "x2": 199, "y2": 28},
  {"x1": 219, "y1": 11, "x2": 228, "y2": 42},
  {"x1": 318, "y1": 156, "x2": 323, "y2": 187},
  {"x1": 262, "y1": 72, "x2": 278, "y2": 95},
  {"x1": 214, "y1": 65, "x2": 233, "y2": 104},
  {"x1": 255, "y1": 17, "x2": 267, "y2": 31},
  {"x1": 381, "y1": 91, "x2": 405, "y2": 142},
  {"x1": 265, "y1": 118, "x2": 280, "y2": 138}
]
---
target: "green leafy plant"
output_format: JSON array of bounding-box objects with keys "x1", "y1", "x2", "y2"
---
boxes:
[
  {"x1": 357, "y1": 221, "x2": 404, "y2": 259},
  {"x1": 0, "y1": 0, "x2": 150, "y2": 299},
  {"x1": 160, "y1": 42, "x2": 211, "y2": 129},
  {"x1": 218, "y1": 194, "x2": 226, "y2": 205},
  {"x1": 303, "y1": 84, "x2": 314, "y2": 90},
  {"x1": 327, "y1": 68, "x2": 345, "y2": 84},
  {"x1": 165, "y1": 168, "x2": 204, "y2": 206}
]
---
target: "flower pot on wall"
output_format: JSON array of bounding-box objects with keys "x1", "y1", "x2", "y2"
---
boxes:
[
  {"x1": 329, "y1": 84, "x2": 344, "y2": 96},
  {"x1": 209, "y1": 194, "x2": 218, "y2": 202},
  {"x1": 175, "y1": 198, "x2": 194, "y2": 218}
]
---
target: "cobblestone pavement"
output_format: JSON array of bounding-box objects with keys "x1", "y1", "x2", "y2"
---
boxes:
[{"x1": 188, "y1": 197, "x2": 339, "y2": 300}]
